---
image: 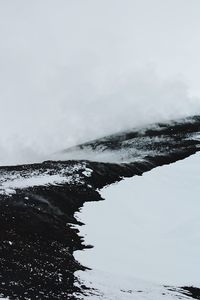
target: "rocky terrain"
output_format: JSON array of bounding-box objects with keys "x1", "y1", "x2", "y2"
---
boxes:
[{"x1": 0, "y1": 115, "x2": 199, "y2": 299}]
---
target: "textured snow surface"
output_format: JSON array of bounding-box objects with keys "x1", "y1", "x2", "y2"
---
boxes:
[
  {"x1": 75, "y1": 270, "x2": 191, "y2": 300},
  {"x1": 0, "y1": 163, "x2": 93, "y2": 195},
  {"x1": 0, "y1": 174, "x2": 68, "y2": 195},
  {"x1": 75, "y1": 153, "x2": 200, "y2": 298}
]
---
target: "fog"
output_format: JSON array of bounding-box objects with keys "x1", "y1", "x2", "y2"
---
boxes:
[{"x1": 0, "y1": 0, "x2": 200, "y2": 165}]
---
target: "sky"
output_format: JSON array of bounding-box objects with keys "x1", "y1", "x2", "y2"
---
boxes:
[{"x1": 0, "y1": 0, "x2": 200, "y2": 165}]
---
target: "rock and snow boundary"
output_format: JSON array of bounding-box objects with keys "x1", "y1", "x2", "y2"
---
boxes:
[
  {"x1": 0, "y1": 116, "x2": 199, "y2": 299},
  {"x1": 75, "y1": 153, "x2": 200, "y2": 299}
]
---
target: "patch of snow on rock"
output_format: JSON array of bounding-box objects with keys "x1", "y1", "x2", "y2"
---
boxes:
[{"x1": 0, "y1": 162, "x2": 92, "y2": 196}]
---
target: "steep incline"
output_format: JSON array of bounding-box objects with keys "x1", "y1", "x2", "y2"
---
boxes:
[{"x1": 0, "y1": 116, "x2": 199, "y2": 299}]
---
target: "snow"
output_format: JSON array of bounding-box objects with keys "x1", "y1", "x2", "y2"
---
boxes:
[
  {"x1": 75, "y1": 153, "x2": 200, "y2": 298},
  {"x1": 0, "y1": 174, "x2": 68, "y2": 195},
  {"x1": 54, "y1": 146, "x2": 155, "y2": 164},
  {"x1": 82, "y1": 168, "x2": 93, "y2": 177},
  {"x1": 0, "y1": 163, "x2": 92, "y2": 196},
  {"x1": 75, "y1": 270, "x2": 191, "y2": 300}
]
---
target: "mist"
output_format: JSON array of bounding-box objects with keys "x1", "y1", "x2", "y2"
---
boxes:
[{"x1": 0, "y1": 0, "x2": 200, "y2": 165}]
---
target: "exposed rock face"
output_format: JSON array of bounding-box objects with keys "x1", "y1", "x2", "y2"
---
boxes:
[{"x1": 0, "y1": 116, "x2": 199, "y2": 299}]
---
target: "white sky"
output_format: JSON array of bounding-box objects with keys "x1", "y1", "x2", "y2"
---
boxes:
[{"x1": 0, "y1": 0, "x2": 200, "y2": 165}]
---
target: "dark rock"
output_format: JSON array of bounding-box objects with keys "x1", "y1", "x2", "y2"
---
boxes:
[{"x1": 0, "y1": 115, "x2": 199, "y2": 299}]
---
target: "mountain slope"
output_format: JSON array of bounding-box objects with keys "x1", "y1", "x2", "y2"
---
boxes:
[{"x1": 0, "y1": 115, "x2": 199, "y2": 299}]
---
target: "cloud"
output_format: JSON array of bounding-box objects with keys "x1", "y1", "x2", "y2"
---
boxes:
[{"x1": 0, "y1": 0, "x2": 199, "y2": 165}]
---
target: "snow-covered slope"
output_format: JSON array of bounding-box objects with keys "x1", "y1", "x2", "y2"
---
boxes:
[
  {"x1": 75, "y1": 153, "x2": 200, "y2": 299},
  {"x1": 0, "y1": 116, "x2": 199, "y2": 299},
  {"x1": 75, "y1": 271, "x2": 193, "y2": 300}
]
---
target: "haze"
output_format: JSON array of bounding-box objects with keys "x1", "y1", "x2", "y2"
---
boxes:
[{"x1": 0, "y1": 0, "x2": 200, "y2": 165}]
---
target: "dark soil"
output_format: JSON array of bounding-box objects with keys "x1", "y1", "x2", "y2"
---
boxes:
[{"x1": 0, "y1": 115, "x2": 199, "y2": 299}]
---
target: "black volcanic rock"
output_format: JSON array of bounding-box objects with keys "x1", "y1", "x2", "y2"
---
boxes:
[{"x1": 0, "y1": 115, "x2": 199, "y2": 299}]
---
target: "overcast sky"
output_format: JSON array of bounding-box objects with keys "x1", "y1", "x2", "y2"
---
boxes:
[{"x1": 0, "y1": 0, "x2": 200, "y2": 165}]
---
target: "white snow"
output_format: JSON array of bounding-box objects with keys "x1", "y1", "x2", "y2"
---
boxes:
[
  {"x1": 82, "y1": 168, "x2": 93, "y2": 177},
  {"x1": 54, "y1": 146, "x2": 155, "y2": 164},
  {"x1": 75, "y1": 153, "x2": 200, "y2": 298},
  {"x1": 0, "y1": 163, "x2": 91, "y2": 196},
  {"x1": 0, "y1": 174, "x2": 68, "y2": 195},
  {"x1": 75, "y1": 270, "x2": 191, "y2": 300}
]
